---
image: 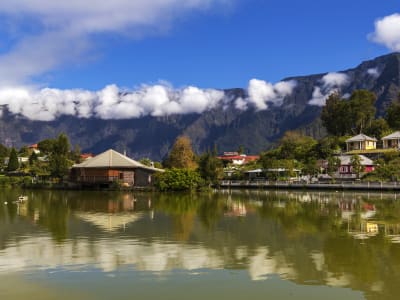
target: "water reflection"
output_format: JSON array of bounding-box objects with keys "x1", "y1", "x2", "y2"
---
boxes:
[{"x1": 1, "y1": 189, "x2": 400, "y2": 299}]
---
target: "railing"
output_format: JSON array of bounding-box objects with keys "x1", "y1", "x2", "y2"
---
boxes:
[
  {"x1": 219, "y1": 180, "x2": 400, "y2": 190},
  {"x1": 78, "y1": 176, "x2": 119, "y2": 183}
]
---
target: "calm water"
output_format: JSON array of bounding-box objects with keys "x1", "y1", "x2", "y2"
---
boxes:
[{"x1": 1, "y1": 189, "x2": 400, "y2": 300}]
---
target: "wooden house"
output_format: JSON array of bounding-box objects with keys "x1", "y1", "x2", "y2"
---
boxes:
[
  {"x1": 337, "y1": 155, "x2": 374, "y2": 178},
  {"x1": 70, "y1": 149, "x2": 163, "y2": 187},
  {"x1": 382, "y1": 131, "x2": 400, "y2": 149},
  {"x1": 346, "y1": 134, "x2": 377, "y2": 152}
]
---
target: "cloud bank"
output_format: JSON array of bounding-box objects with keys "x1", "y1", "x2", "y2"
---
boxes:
[
  {"x1": 235, "y1": 79, "x2": 297, "y2": 111},
  {"x1": 0, "y1": 79, "x2": 297, "y2": 121},
  {"x1": 369, "y1": 13, "x2": 400, "y2": 52},
  {"x1": 308, "y1": 72, "x2": 349, "y2": 106}
]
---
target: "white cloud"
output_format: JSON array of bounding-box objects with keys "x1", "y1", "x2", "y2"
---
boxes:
[
  {"x1": 0, "y1": 0, "x2": 229, "y2": 85},
  {"x1": 321, "y1": 72, "x2": 349, "y2": 89},
  {"x1": 0, "y1": 83, "x2": 226, "y2": 121},
  {"x1": 0, "y1": 78, "x2": 298, "y2": 120},
  {"x1": 246, "y1": 79, "x2": 297, "y2": 110},
  {"x1": 367, "y1": 67, "x2": 380, "y2": 78},
  {"x1": 308, "y1": 72, "x2": 349, "y2": 107},
  {"x1": 234, "y1": 97, "x2": 248, "y2": 111},
  {"x1": 369, "y1": 13, "x2": 400, "y2": 52}
]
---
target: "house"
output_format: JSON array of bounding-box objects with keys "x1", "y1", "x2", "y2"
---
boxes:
[
  {"x1": 28, "y1": 144, "x2": 40, "y2": 154},
  {"x1": 346, "y1": 134, "x2": 377, "y2": 152},
  {"x1": 218, "y1": 152, "x2": 259, "y2": 166},
  {"x1": 337, "y1": 155, "x2": 374, "y2": 179},
  {"x1": 70, "y1": 149, "x2": 164, "y2": 187},
  {"x1": 382, "y1": 131, "x2": 400, "y2": 149}
]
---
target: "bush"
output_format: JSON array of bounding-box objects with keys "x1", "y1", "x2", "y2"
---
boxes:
[{"x1": 154, "y1": 168, "x2": 204, "y2": 191}]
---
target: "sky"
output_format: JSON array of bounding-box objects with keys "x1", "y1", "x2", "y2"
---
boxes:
[{"x1": 0, "y1": 0, "x2": 399, "y2": 121}]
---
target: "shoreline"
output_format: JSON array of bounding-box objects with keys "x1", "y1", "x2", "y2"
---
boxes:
[{"x1": 219, "y1": 180, "x2": 400, "y2": 191}]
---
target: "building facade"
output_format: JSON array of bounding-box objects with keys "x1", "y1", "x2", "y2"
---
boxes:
[{"x1": 70, "y1": 149, "x2": 163, "y2": 187}]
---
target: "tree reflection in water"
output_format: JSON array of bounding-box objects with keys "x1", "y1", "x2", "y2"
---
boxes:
[{"x1": 0, "y1": 189, "x2": 400, "y2": 299}]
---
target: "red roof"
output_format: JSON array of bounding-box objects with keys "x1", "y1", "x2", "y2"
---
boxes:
[
  {"x1": 217, "y1": 155, "x2": 259, "y2": 163},
  {"x1": 28, "y1": 144, "x2": 38, "y2": 149},
  {"x1": 80, "y1": 153, "x2": 94, "y2": 159}
]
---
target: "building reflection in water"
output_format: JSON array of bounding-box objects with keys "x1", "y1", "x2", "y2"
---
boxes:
[{"x1": 1, "y1": 189, "x2": 400, "y2": 299}]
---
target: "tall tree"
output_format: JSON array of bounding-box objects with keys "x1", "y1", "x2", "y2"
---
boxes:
[
  {"x1": 279, "y1": 131, "x2": 317, "y2": 161},
  {"x1": 321, "y1": 92, "x2": 350, "y2": 136},
  {"x1": 38, "y1": 139, "x2": 56, "y2": 155},
  {"x1": 49, "y1": 133, "x2": 72, "y2": 180},
  {"x1": 166, "y1": 136, "x2": 198, "y2": 170},
  {"x1": 198, "y1": 150, "x2": 223, "y2": 185},
  {"x1": 348, "y1": 90, "x2": 376, "y2": 134},
  {"x1": 327, "y1": 156, "x2": 341, "y2": 178},
  {"x1": 350, "y1": 155, "x2": 364, "y2": 179},
  {"x1": 7, "y1": 148, "x2": 19, "y2": 172},
  {"x1": 321, "y1": 90, "x2": 377, "y2": 136},
  {"x1": 385, "y1": 93, "x2": 400, "y2": 130},
  {"x1": 0, "y1": 144, "x2": 9, "y2": 169}
]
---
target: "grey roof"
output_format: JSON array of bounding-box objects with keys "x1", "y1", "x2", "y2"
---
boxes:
[
  {"x1": 339, "y1": 155, "x2": 374, "y2": 166},
  {"x1": 72, "y1": 149, "x2": 163, "y2": 172},
  {"x1": 346, "y1": 134, "x2": 377, "y2": 142},
  {"x1": 382, "y1": 131, "x2": 400, "y2": 140}
]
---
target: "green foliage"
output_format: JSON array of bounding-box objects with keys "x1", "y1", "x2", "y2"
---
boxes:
[
  {"x1": 70, "y1": 144, "x2": 82, "y2": 163},
  {"x1": 348, "y1": 90, "x2": 377, "y2": 133},
  {"x1": 154, "y1": 168, "x2": 204, "y2": 191},
  {"x1": 385, "y1": 94, "x2": 400, "y2": 130},
  {"x1": 364, "y1": 118, "x2": 391, "y2": 140},
  {"x1": 38, "y1": 139, "x2": 56, "y2": 154},
  {"x1": 29, "y1": 151, "x2": 38, "y2": 165},
  {"x1": 7, "y1": 148, "x2": 19, "y2": 172},
  {"x1": 139, "y1": 158, "x2": 152, "y2": 166},
  {"x1": 48, "y1": 133, "x2": 72, "y2": 180},
  {"x1": 0, "y1": 144, "x2": 9, "y2": 169},
  {"x1": 327, "y1": 156, "x2": 340, "y2": 177},
  {"x1": 350, "y1": 155, "x2": 364, "y2": 179},
  {"x1": 368, "y1": 157, "x2": 400, "y2": 182},
  {"x1": 321, "y1": 90, "x2": 377, "y2": 136},
  {"x1": 165, "y1": 136, "x2": 198, "y2": 170},
  {"x1": 198, "y1": 150, "x2": 223, "y2": 184},
  {"x1": 321, "y1": 92, "x2": 350, "y2": 136},
  {"x1": 18, "y1": 146, "x2": 30, "y2": 156},
  {"x1": 278, "y1": 131, "x2": 318, "y2": 161}
]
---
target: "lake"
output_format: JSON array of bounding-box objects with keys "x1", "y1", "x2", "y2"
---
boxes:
[{"x1": 1, "y1": 189, "x2": 400, "y2": 300}]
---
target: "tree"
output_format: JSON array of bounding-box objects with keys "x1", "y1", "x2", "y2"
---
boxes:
[
  {"x1": 279, "y1": 131, "x2": 317, "y2": 161},
  {"x1": 327, "y1": 156, "x2": 341, "y2": 178},
  {"x1": 385, "y1": 94, "x2": 400, "y2": 130},
  {"x1": 139, "y1": 158, "x2": 153, "y2": 166},
  {"x1": 0, "y1": 144, "x2": 9, "y2": 169},
  {"x1": 321, "y1": 90, "x2": 377, "y2": 136},
  {"x1": 350, "y1": 155, "x2": 364, "y2": 179},
  {"x1": 166, "y1": 136, "x2": 198, "y2": 170},
  {"x1": 198, "y1": 150, "x2": 223, "y2": 185},
  {"x1": 38, "y1": 138, "x2": 56, "y2": 154},
  {"x1": 7, "y1": 148, "x2": 19, "y2": 172},
  {"x1": 364, "y1": 118, "x2": 391, "y2": 140},
  {"x1": 321, "y1": 92, "x2": 350, "y2": 136},
  {"x1": 18, "y1": 146, "x2": 29, "y2": 157},
  {"x1": 70, "y1": 144, "x2": 82, "y2": 163},
  {"x1": 237, "y1": 145, "x2": 245, "y2": 155},
  {"x1": 49, "y1": 133, "x2": 72, "y2": 180},
  {"x1": 348, "y1": 90, "x2": 376, "y2": 134},
  {"x1": 154, "y1": 168, "x2": 204, "y2": 191},
  {"x1": 29, "y1": 151, "x2": 38, "y2": 165}
]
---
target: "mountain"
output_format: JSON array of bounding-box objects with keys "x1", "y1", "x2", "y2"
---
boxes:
[{"x1": 1, "y1": 53, "x2": 400, "y2": 160}]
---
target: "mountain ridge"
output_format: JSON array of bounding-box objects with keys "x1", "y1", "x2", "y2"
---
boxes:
[{"x1": 1, "y1": 53, "x2": 400, "y2": 160}]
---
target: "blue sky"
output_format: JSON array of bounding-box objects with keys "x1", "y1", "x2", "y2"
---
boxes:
[
  {"x1": 47, "y1": 0, "x2": 398, "y2": 90},
  {"x1": 0, "y1": 0, "x2": 399, "y2": 121}
]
